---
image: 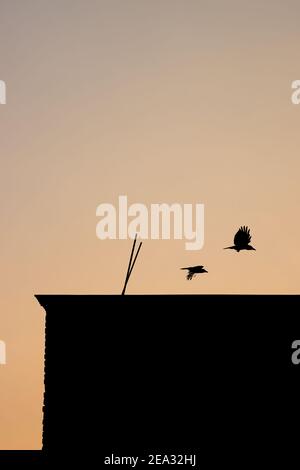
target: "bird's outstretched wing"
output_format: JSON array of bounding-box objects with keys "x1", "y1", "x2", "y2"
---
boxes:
[
  {"x1": 181, "y1": 265, "x2": 204, "y2": 271},
  {"x1": 181, "y1": 265, "x2": 205, "y2": 280},
  {"x1": 234, "y1": 226, "x2": 251, "y2": 246}
]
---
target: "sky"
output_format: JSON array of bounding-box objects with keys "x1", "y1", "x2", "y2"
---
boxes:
[{"x1": 0, "y1": 0, "x2": 300, "y2": 449}]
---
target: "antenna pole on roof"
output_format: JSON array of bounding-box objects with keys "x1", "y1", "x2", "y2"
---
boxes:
[{"x1": 121, "y1": 234, "x2": 143, "y2": 295}]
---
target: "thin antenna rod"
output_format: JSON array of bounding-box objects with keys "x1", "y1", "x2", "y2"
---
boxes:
[
  {"x1": 124, "y1": 234, "x2": 137, "y2": 285},
  {"x1": 128, "y1": 240, "x2": 142, "y2": 280},
  {"x1": 121, "y1": 235, "x2": 142, "y2": 295}
]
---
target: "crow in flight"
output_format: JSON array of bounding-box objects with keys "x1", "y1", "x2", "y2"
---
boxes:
[
  {"x1": 224, "y1": 226, "x2": 256, "y2": 252},
  {"x1": 181, "y1": 265, "x2": 208, "y2": 280}
]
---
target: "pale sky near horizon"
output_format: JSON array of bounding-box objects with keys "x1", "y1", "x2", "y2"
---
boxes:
[{"x1": 0, "y1": 0, "x2": 300, "y2": 449}]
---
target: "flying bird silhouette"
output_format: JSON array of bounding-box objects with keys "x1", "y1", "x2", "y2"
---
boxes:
[
  {"x1": 181, "y1": 265, "x2": 208, "y2": 280},
  {"x1": 224, "y1": 226, "x2": 256, "y2": 252}
]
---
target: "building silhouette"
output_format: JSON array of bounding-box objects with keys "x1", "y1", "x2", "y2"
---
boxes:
[{"x1": 33, "y1": 294, "x2": 299, "y2": 465}]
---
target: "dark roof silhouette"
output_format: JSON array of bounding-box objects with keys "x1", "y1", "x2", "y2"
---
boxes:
[
  {"x1": 181, "y1": 265, "x2": 208, "y2": 280},
  {"x1": 224, "y1": 226, "x2": 256, "y2": 252}
]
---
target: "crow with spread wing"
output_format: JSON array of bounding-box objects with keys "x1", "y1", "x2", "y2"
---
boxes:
[
  {"x1": 181, "y1": 265, "x2": 208, "y2": 280},
  {"x1": 224, "y1": 226, "x2": 255, "y2": 252}
]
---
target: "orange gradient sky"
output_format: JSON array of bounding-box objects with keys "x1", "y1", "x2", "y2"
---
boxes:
[{"x1": 1, "y1": 0, "x2": 300, "y2": 449}]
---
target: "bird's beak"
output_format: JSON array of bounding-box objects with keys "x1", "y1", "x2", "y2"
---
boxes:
[{"x1": 203, "y1": 269, "x2": 208, "y2": 273}]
